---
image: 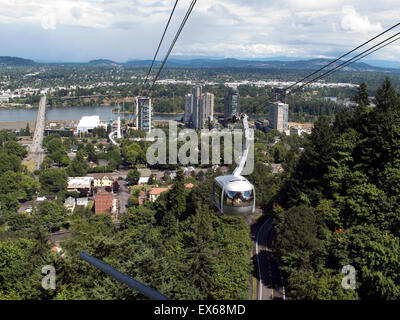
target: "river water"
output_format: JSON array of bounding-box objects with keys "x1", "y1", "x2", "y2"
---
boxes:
[{"x1": 0, "y1": 105, "x2": 183, "y2": 122}]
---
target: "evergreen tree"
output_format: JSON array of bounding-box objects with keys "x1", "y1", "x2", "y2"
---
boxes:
[
  {"x1": 279, "y1": 116, "x2": 336, "y2": 207},
  {"x1": 354, "y1": 82, "x2": 369, "y2": 108},
  {"x1": 375, "y1": 77, "x2": 399, "y2": 112},
  {"x1": 166, "y1": 168, "x2": 186, "y2": 227},
  {"x1": 24, "y1": 123, "x2": 30, "y2": 136}
]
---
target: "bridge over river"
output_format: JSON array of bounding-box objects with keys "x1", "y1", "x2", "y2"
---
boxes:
[{"x1": 24, "y1": 96, "x2": 47, "y2": 170}]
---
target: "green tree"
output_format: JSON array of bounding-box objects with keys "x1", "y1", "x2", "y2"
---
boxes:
[
  {"x1": 36, "y1": 200, "x2": 65, "y2": 232},
  {"x1": 122, "y1": 142, "x2": 145, "y2": 166},
  {"x1": 0, "y1": 153, "x2": 22, "y2": 174},
  {"x1": 39, "y1": 168, "x2": 68, "y2": 195},
  {"x1": 271, "y1": 144, "x2": 287, "y2": 163},
  {"x1": 51, "y1": 150, "x2": 70, "y2": 166},
  {"x1": 274, "y1": 205, "x2": 323, "y2": 275},
  {"x1": 4, "y1": 141, "x2": 27, "y2": 159},
  {"x1": 66, "y1": 153, "x2": 88, "y2": 177},
  {"x1": 24, "y1": 123, "x2": 30, "y2": 136},
  {"x1": 354, "y1": 82, "x2": 369, "y2": 116},
  {"x1": 288, "y1": 269, "x2": 358, "y2": 300},
  {"x1": 127, "y1": 168, "x2": 141, "y2": 185},
  {"x1": 0, "y1": 171, "x2": 39, "y2": 201},
  {"x1": 6, "y1": 213, "x2": 33, "y2": 232},
  {"x1": 328, "y1": 225, "x2": 400, "y2": 300},
  {"x1": 163, "y1": 168, "x2": 186, "y2": 231}
]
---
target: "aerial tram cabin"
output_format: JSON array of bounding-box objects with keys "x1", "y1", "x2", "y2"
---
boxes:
[
  {"x1": 213, "y1": 175, "x2": 255, "y2": 216},
  {"x1": 212, "y1": 113, "x2": 255, "y2": 216}
]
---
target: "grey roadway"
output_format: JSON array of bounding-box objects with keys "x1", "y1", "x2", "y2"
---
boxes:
[
  {"x1": 26, "y1": 95, "x2": 46, "y2": 170},
  {"x1": 255, "y1": 217, "x2": 285, "y2": 300}
]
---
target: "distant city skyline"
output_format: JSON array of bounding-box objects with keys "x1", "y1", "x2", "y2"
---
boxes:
[{"x1": 0, "y1": 0, "x2": 399, "y2": 67}]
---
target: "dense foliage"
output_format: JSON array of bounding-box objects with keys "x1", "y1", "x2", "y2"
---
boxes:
[
  {"x1": 273, "y1": 78, "x2": 400, "y2": 300},
  {"x1": 0, "y1": 163, "x2": 253, "y2": 300}
]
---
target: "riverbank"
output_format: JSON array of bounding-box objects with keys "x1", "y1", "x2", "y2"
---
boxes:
[
  {"x1": 0, "y1": 120, "x2": 80, "y2": 131},
  {"x1": 0, "y1": 121, "x2": 36, "y2": 130}
]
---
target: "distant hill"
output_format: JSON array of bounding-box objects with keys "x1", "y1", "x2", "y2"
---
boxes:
[
  {"x1": 1, "y1": 55, "x2": 398, "y2": 72},
  {"x1": 154, "y1": 58, "x2": 393, "y2": 72},
  {"x1": 88, "y1": 59, "x2": 119, "y2": 66},
  {"x1": 124, "y1": 59, "x2": 160, "y2": 66},
  {"x1": 0, "y1": 56, "x2": 37, "y2": 66},
  {"x1": 119, "y1": 57, "x2": 399, "y2": 72}
]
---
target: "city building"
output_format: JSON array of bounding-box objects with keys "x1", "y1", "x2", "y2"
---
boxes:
[
  {"x1": 225, "y1": 87, "x2": 240, "y2": 123},
  {"x1": 0, "y1": 95, "x2": 9, "y2": 103},
  {"x1": 76, "y1": 197, "x2": 89, "y2": 207},
  {"x1": 94, "y1": 190, "x2": 114, "y2": 214},
  {"x1": 76, "y1": 116, "x2": 101, "y2": 135},
  {"x1": 148, "y1": 187, "x2": 171, "y2": 202},
  {"x1": 133, "y1": 96, "x2": 153, "y2": 132},
  {"x1": 201, "y1": 92, "x2": 214, "y2": 127},
  {"x1": 93, "y1": 175, "x2": 113, "y2": 188},
  {"x1": 255, "y1": 120, "x2": 269, "y2": 133},
  {"x1": 192, "y1": 86, "x2": 202, "y2": 130},
  {"x1": 67, "y1": 177, "x2": 93, "y2": 193},
  {"x1": 184, "y1": 93, "x2": 193, "y2": 123},
  {"x1": 268, "y1": 102, "x2": 289, "y2": 132},
  {"x1": 185, "y1": 87, "x2": 214, "y2": 129},
  {"x1": 138, "y1": 168, "x2": 152, "y2": 184},
  {"x1": 290, "y1": 126, "x2": 308, "y2": 136},
  {"x1": 64, "y1": 196, "x2": 76, "y2": 212}
]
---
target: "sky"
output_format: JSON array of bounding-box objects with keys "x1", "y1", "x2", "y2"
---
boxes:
[{"x1": 0, "y1": 0, "x2": 399, "y2": 65}]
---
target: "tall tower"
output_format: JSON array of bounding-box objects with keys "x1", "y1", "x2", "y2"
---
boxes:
[
  {"x1": 133, "y1": 96, "x2": 153, "y2": 132},
  {"x1": 225, "y1": 87, "x2": 239, "y2": 123},
  {"x1": 269, "y1": 102, "x2": 289, "y2": 132},
  {"x1": 192, "y1": 86, "x2": 202, "y2": 130},
  {"x1": 201, "y1": 92, "x2": 214, "y2": 127},
  {"x1": 184, "y1": 93, "x2": 193, "y2": 123}
]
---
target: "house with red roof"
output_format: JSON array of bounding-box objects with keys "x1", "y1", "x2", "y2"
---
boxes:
[{"x1": 94, "y1": 190, "x2": 114, "y2": 214}]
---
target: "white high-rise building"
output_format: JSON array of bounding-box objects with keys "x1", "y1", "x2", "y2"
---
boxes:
[
  {"x1": 186, "y1": 87, "x2": 214, "y2": 129},
  {"x1": 269, "y1": 102, "x2": 289, "y2": 132},
  {"x1": 192, "y1": 86, "x2": 202, "y2": 130}
]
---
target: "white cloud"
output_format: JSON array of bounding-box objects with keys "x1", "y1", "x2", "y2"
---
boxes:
[
  {"x1": 0, "y1": 0, "x2": 398, "y2": 62},
  {"x1": 341, "y1": 6, "x2": 383, "y2": 33},
  {"x1": 41, "y1": 11, "x2": 57, "y2": 30}
]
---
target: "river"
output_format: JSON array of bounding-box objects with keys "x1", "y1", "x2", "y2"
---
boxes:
[{"x1": 0, "y1": 105, "x2": 183, "y2": 122}]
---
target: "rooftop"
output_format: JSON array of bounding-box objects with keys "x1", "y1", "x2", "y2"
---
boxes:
[
  {"x1": 138, "y1": 168, "x2": 152, "y2": 177},
  {"x1": 94, "y1": 190, "x2": 114, "y2": 214},
  {"x1": 77, "y1": 115, "x2": 100, "y2": 128},
  {"x1": 64, "y1": 196, "x2": 75, "y2": 205},
  {"x1": 148, "y1": 187, "x2": 170, "y2": 196},
  {"x1": 68, "y1": 176, "x2": 93, "y2": 185}
]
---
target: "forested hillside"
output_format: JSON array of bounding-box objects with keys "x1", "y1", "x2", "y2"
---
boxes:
[
  {"x1": 0, "y1": 168, "x2": 252, "y2": 300},
  {"x1": 273, "y1": 78, "x2": 400, "y2": 300}
]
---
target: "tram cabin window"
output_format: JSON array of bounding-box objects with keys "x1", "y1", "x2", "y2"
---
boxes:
[{"x1": 224, "y1": 190, "x2": 254, "y2": 207}]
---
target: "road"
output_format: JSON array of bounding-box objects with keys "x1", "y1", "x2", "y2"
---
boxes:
[
  {"x1": 116, "y1": 179, "x2": 130, "y2": 214},
  {"x1": 31, "y1": 96, "x2": 46, "y2": 153},
  {"x1": 25, "y1": 96, "x2": 46, "y2": 170},
  {"x1": 254, "y1": 217, "x2": 285, "y2": 300}
]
